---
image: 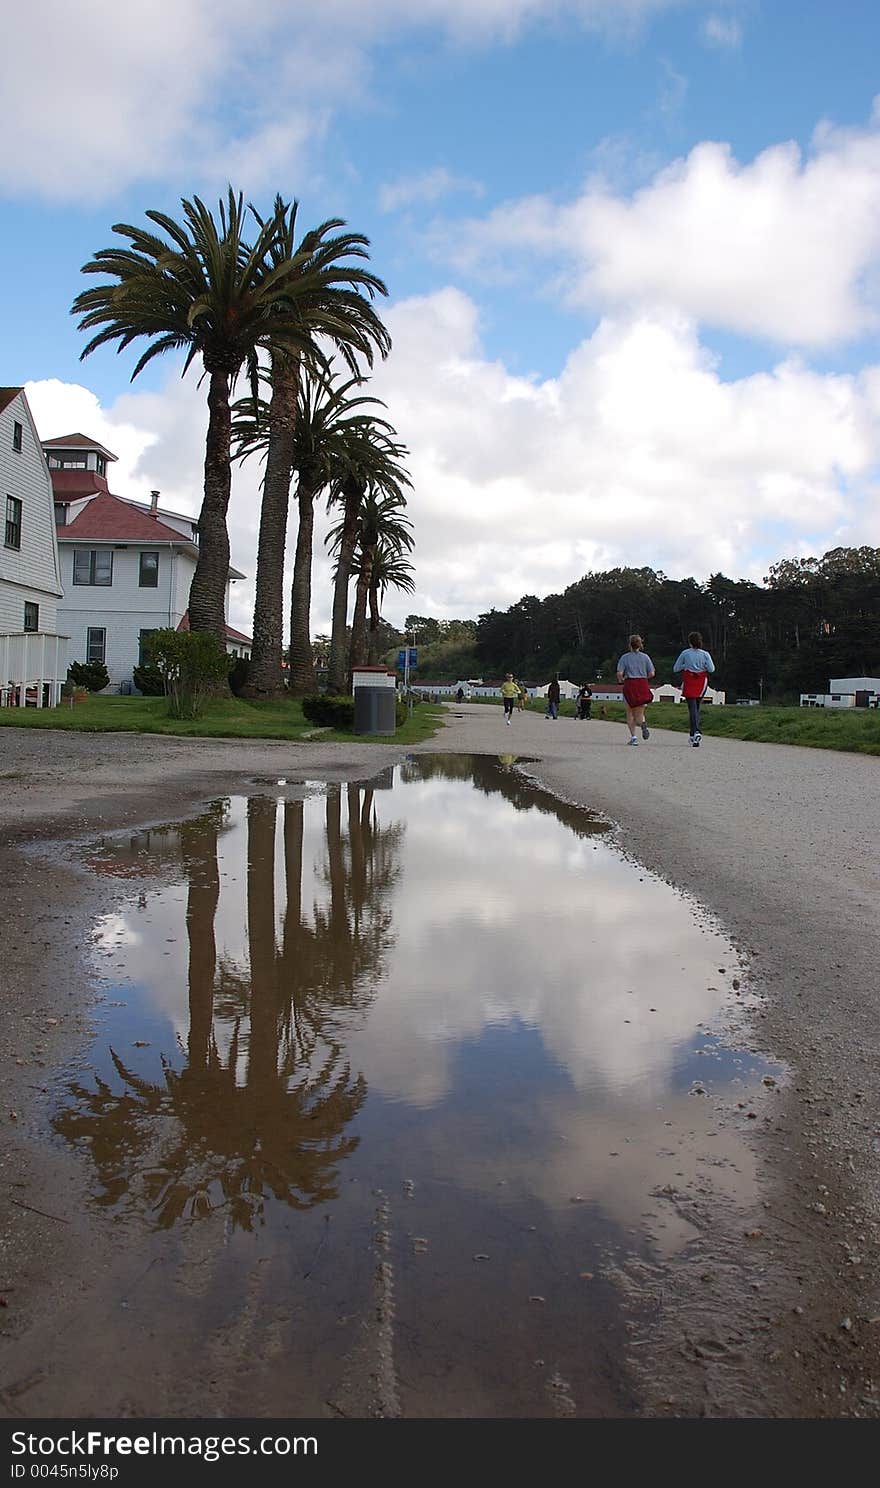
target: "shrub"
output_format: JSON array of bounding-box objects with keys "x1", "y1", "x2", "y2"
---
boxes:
[
  {"x1": 228, "y1": 656, "x2": 251, "y2": 697},
  {"x1": 302, "y1": 693, "x2": 355, "y2": 729},
  {"x1": 132, "y1": 662, "x2": 165, "y2": 696},
  {"x1": 68, "y1": 660, "x2": 110, "y2": 693},
  {"x1": 395, "y1": 698, "x2": 407, "y2": 728},
  {"x1": 147, "y1": 628, "x2": 229, "y2": 719}
]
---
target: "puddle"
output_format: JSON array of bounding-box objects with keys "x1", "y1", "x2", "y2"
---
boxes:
[{"x1": 45, "y1": 754, "x2": 781, "y2": 1417}]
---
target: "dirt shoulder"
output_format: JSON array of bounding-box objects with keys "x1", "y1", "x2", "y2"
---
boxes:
[{"x1": 1, "y1": 714, "x2": 878, "y2": 1417}]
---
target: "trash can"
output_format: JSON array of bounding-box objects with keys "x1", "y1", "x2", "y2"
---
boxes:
[{"x1": 353, "y1": 685, "x2": 397, "y2": 734}]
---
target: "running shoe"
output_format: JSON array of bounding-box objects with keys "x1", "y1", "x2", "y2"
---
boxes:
[
  {"x1": 693, "y1": 730, "x2": 702, "y2": 745},
  {"x1": 628, "y1": 736, "x2": 639, "y2": 745},
  {"x1": 641, "y1": 723, "x2": 650, "y2": 740}
]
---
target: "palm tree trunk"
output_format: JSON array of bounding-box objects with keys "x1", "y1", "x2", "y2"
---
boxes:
[
  {"x1": 245, "y1": 352, "x2": 298, "y2": 698},
  {"x1": 327, "y1": 478, "x2": 362, "y2": 694},
  {"x1": 189, "y1": 368, "x2": 233, "y2": 646},
  {"x1": 349, "y1": 545, "x2": 373, "y2": 671},
  {"x1": 289, "y1": 477, "x2": 318, "y2": 696},
  {"x1": 367, "y1": 579, "x2": 382, "y2": 664}
]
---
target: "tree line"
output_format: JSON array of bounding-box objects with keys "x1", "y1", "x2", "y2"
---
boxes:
[
  {"x1": 73, "y1": 189, "x2": 414, "y2": 698},
  {"x1": 407, "y1": 549, "x2": 880, "y2": 699}
]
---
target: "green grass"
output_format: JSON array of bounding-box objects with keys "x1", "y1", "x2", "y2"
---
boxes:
[
  {"x1": 0, "y1": 693, "x2": 446, "y2": 745},
  {"x1": 467, "y1": 694, "x2": 880, "y2": 755}
]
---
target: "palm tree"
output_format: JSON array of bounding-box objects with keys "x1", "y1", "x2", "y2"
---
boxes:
[
  {"x1": 325, "y1": 428, "x2": 411, "y2": 693},
  {"x1": 367, "y1": 543, "x2": 416, "y2": 663},
  {"x1": 235, "y1": 202, "x2": 391, "y2": 697},
  {"x1": 73, "y1": 190, "x2": 308, "y2": 643},
  {"x1": 234, "y1": 366, "x2": 393, "y2": 696},
  {"x1": 335, "y1": 491, "x2": 414, "y2": 671}
]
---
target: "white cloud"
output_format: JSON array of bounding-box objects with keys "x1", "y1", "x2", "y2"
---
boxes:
[
  {"x1": 436, "y1": 103, "x2": 880, "y2": 347},
  {"x1": 24, "y1": 285, "x2": 880, "y2": 633},
  {"x1": 379, "y1": 168, "x2": 485, "y2": 213},
  {"x1": 2, "y1": 0, "x2": 701, "y2": 199},
  {"x1": 701, "y1": 11, "x2": 742, "y2": 48}
]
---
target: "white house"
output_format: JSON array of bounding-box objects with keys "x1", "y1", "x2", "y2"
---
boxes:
[
  {"x1": 0, "y1": 388, "x2": 67, "y2": 707},
  {"x1": 47, "y1": 433, "x2": 251, "y2": 692}
]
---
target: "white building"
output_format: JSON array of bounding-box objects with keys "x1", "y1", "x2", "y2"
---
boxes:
[
  {"x1": 801, "y1": 677, "x2": 880, "y2": 709},
  {"x1": 47, "y1": 433, "x2": 250, "y2": 691},
  {"x1": 0, "y1": 388, "x2": 67, "y2": 707},
  {"x1": 589, "y1": 681, "x2": 725, "y2": 706}
]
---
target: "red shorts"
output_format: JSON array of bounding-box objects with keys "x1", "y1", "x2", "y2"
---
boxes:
[{"x1": 622, "y1": 678, "x2": 653, "y2": 707}]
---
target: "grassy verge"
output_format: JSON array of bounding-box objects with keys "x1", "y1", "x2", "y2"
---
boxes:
[
  {"x1": 466, "y1": 695, "x2": 880, "y2": 756},
  {"x1": 0, "y1": 693, "x2": 447, "y2": 745}
]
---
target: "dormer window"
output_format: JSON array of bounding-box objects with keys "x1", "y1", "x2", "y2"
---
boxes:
[{"x1": 96, "y1": 455, "x2": 106, "y2": 477}]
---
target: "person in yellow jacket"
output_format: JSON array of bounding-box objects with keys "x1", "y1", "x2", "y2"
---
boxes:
[{"x1": 500, "y1": 673, "x2": 519, "y2": 725}]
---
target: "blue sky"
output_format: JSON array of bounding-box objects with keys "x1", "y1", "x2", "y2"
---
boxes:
[{"x1": 4, "y1": 0, "x2": 880, "y2": 630}]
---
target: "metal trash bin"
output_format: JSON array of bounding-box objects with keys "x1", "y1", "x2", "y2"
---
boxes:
[{"x1": 353, "y1": 685, "x2": 397, "y2": 735}]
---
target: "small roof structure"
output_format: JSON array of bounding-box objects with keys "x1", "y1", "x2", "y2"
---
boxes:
[
  {"x1": 177, "y1": 612, "x2": 252, "y2": 647},
  {"x1": 42, "y1": 432, "x2": 118, "y2": 461}
]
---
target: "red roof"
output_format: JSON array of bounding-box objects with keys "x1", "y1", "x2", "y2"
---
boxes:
[
  {"x1": 58, "y1": 490, "x2": 196, "y2": 546},
  {"x1": 177, "y1": 612, "x2": 252, "y2": 647},
  {"x1": 42, "y1": 432, "x2": 117, "y2": 460},
  {"x1": 51, "y1": 468, "x2": 109, "y2": 498}
]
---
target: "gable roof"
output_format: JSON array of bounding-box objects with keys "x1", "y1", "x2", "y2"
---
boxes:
[
  {"x1": 58, "y1": 490, "x2": 197, "y2": 547},
  {"x1": 0, "y1": 387, "x2": 24, "y2": 417},
  {"x1": 42, "y1": 432, "x2": 118, "y2": 461}
]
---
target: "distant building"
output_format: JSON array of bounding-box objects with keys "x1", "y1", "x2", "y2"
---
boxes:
[
  {"x1": 0, "y1": 388, "x2": 67, "y2": 707},
  {"x1": 801, "y1": 676, "x2": 880, "y2": 709},
  {"x1": 48, "y1": 433, "x2": 250, "y2": 691}
]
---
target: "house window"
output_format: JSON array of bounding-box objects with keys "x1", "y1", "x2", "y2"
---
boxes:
[
  {"x1": 96, "y1": 455, "x2": 106, "y2": 476},
  {"x1": 138, "y1": 629, "x2": 159, "y2": 667},
  {"x1": 87, "y1": 628, "x2": 106, "y2": 664},
  {"x1": 13, "y1": 421, "x2": 23, "y2": 453},
  {"x1": 5, "y1": 496, "x2": 22, "y2": 549},
  {"x1": 54, "y1": 504, "x2": 66, "y2": 526},
  {"x1": 73, "y1": 549, "x2": 113, "y2": 585},
  {"x1": 24, "y1": 602, "x2": 39, "y2": 632},
  {"x1": 139, "y1": 550, "x2": 159, "y2": 587}
]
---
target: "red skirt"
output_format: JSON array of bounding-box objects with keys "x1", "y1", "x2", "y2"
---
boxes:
[{"x1": 622, "y1": 678, "x2": 653, "y2": 707}]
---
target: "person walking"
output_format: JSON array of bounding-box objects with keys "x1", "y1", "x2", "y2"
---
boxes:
[
  {"x1": 576, "y1": 683, "x2": 593, "y2": 720},
  {"x1": 616, "y1": 636, "x2": 655, "y2": 745},
  {"x1": 545, "y1": 674, "x2": 561, "y2": 720},
  {"x1": 517, "y1": 680, "x2": 528, "y2": 711},
  {"x1": 673, "y1": 631, "x2": 715, "y2": 747},
  {"x1": 501, "y1": 673, "x2": 519, "y2": 725}
]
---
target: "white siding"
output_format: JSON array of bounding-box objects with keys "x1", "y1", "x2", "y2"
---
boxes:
[
  {"x1": 174, "y1": 547, "x2": 194, "y2": 617},
  {"x1": 828, "y1": 677, "x2": 880, "y2": 693},
  {"x1": 58, "y1": 544, "x2": 197, "y2": 689},
  {"x1": 0, "y1": 392, "x2": 62, "y2": 633}
]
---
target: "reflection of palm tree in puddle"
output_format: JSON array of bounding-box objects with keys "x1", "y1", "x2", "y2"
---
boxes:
[{"x1": 54, "y1": 786, "x2": 402, "y2": 1231}]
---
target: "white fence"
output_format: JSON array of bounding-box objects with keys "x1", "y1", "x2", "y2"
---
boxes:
[{"x1": 0, "y1": 631, "x2": 69, "y2": 708}]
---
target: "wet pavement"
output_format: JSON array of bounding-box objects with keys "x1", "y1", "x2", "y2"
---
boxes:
[{"x1": 36, "y1": 754, "x2": 780, "y2": 1417}]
